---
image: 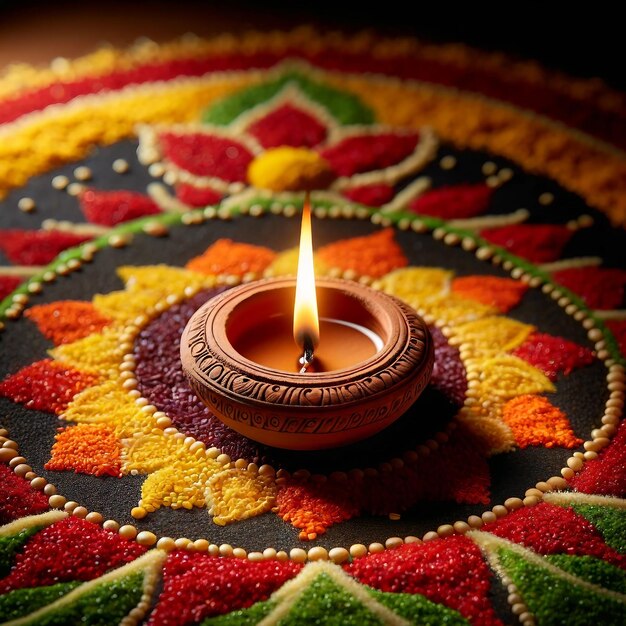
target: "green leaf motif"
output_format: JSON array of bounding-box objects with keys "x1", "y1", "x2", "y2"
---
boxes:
[
  {"x1": 545, "y1": 554, "x2": 626, "y2": 595},
  {"x1": 202, "y1": 565, "x2": 470, "y2": 626},
  {"x1": 572, "y1": 504, "x2": 626, "y2": 554},
  {"x1": 498, "y1": 547, "x2": 626, "y2": 626},
  {"x1": 0, "y1": 528, "x2": 41, "y2": 578},
  {"x1": 203, "y1": 71, "x2": 375, "y2": 127},
  {"x1": 0, "y1": 582, "x2": 81, "y2": 621}
]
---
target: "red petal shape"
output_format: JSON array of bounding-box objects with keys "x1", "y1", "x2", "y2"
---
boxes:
[
  {"x1": 482, "y1": 502, "x2": 626, "y2": 568},
  {"x1": 79, "y1": 188, "x2": 161, "y2": 226},
  {"x1": 246, "y1": 104, "x2": 327, "y2": 149},
  {"x1": 0, "y1": 230, "x2": 90, "y2": 265},
  {"x1": 451, "y1": 275, "x2": 528, "y2": 312},
  {"x1": 479, "y1": 224, "x2": 573, "y2": 263},
  {"x1": 0, "y1": 516, "x2": 145, "y2": 592},
  {"x1": 175, "y1": 182, "x2": 223, "y2": 207},
  {"x1": 551, "y1": 266, "x2": 626, "y2": 310},
  {"x1": 0, "y1": 464, "x2": 49, "y2": 525},
  {"x1": 410, "y1": 183, "x2": 493, "y2": 219},
  {"x1": 511, "y1": 331, "x2": 594, "y2": 380},
  {"x1": 159, "y1": 131, "x2": 253, "y2": 180},
  {"x1": 345, "y1": 536, "x2": 503, "y2": 625},
  {"x1": 147, "y1": 551, "x2": 301, "y2": 625},
  {"x1": 570, "y1": 418, "x2": 626, "y2": 496},
  {"x1": 25, "y1": 300, "x2": 111, "y2": 345},
  {"x1": 0, "y1": 358, "x2": 99, "y2": 414},
  {"x1": 340, "y1": 183, "x2": 395, "y2": 207},
  {"x1": 0, "y1": 275, "x2": 21, "y2": 300},
  {"x1": 318, "y1": 132, "x2": 419, "y2": 177}
]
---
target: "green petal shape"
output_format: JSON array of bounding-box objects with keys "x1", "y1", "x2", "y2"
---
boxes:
[
  {"x1": 545, "y1": 554, "x2": 626, "y2": 594},
  {"x1": 203, "y1": 71, "x2": 374, "y2": 126},
  {"x1": 572, "y1": 504, "x2": 626, "y2": 553},
  {"x1": 14, "y1": 572, "x2": 143, "y2": 626},
  {"x1": 0, "y1": 527, "x2": 41, "y2": 578},
  {"x1": 202, "y1": 568, "x2": 470, "y2": 626},
  {"x1": 0, "y1": 582, "x2": 81, "y2": 621},
  {"x1": 498, "y1": 547, "x2": 626, "y2": 626}
]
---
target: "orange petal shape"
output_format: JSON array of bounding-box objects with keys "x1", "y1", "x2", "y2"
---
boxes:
[
  {"x1": 451, "y1": 275, "x2": 528, "y2": 312},
  {"x1": 185, "y1": 238, "x2": 277, "y2": 276},
  {"x1": 502, "y1": 394, "x2": 583, "y2": 449},
  {"x1": 25, "y1": 300, "x2": 111, "y2": 345},
  {"x1": 316, "y1": 227, "x2": 408, "y2": 278},
  {"x1": 45, "y1": 423, "x2": 122, "y2": 476}
]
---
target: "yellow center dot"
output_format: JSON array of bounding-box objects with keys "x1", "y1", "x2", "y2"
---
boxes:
[{"x1": 247, "y1": 147, "x2": 335, "y2": 192}]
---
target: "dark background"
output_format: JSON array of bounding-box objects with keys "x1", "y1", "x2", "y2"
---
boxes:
[{"x1": 0, "y1": 0, "x2": 623, "y2": 92}]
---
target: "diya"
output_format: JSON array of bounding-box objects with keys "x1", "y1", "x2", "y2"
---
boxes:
[{"x1": 180, "y1": 198, "x2": 434, "y2": 450}]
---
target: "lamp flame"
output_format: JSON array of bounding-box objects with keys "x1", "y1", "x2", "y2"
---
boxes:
[{"x1": 293, "y1": 192, "x2": 320, "y2": 364}]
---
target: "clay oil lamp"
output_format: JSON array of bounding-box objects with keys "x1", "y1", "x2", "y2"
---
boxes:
[
  {"x1": 180, "y1": 147, "x2": 434, "y2": 450},
  {"x1": 180, "y1": 194, "x2": 434, "y2": 450}
]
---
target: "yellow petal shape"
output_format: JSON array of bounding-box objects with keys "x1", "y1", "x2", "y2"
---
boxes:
[
  {"x1": 375, "y1": 266, "x2": 453, "y2": 300},
  {"x1": 117, "y1": 264, "x2": 215, "y2": 294},
  {"x1": 62, "y1": 380, "x2": 153, "y2": 438},
  {"x1": 452, "y1": 316, "x2": 535, "y2": 357},
  {"x1": 123, "y1": 432, "x2": 186, "y2": 473},
  {"x1": 140, "y1": 462, "x2": 207, "y2": 511},
  {"x1": 408, "y1": 292, "x2": 497, "y2": 326},
  {"x1": 50, "y1": 329, "x2": 123, "y2": 377},
  {"x1": 475, "y1": 354, "x2": 556, "y2": 400},
  {"x1": 207, "y1": 467, "x2": 277, "y2": 526}
]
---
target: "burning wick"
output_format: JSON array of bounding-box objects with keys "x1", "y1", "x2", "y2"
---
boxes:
[{"x1": 293, "y1": 192, "x2": 320, "y2": 373}]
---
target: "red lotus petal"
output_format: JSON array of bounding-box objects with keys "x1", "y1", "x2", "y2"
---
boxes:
[
  {"x1": 451, "y1": 275, "x2": 528, "y2": 312},
  {"x1": 0, "y1": 516, "x2": 145, "y2": 592},
  {"x1": 0, "y1": 275, "x2": 21, "y2": 300},
  {"x1": 410, "y1": 183, "x2": 493, "y2": 219},
  {"x1": 79, "y1": 188, "x2": 161, "y2": 226},
  {"x1": 318, "y1": 132, "x2": 419, "y2": 177},
  {"x1": 570, "y1": 418, "x2": 626, "y2": 496},
  {"x1": 511, "y1": 331, "x2": 594, "y2": 380},
  {"x1": 479, "y1": 224, "x2": 573, "y2": 263},
  {"x1": 25, "y1": 300, "x2": 111, "y2": 345},
  {"x1": 0, "y1": 230, "x2": 90, "y2": 265},
  {"x1": 345, "y1": 536, "x2": 502, "y2": 625},
  {"x1": 159, "y1": 131, "x2": 253, "y2": 181},
  {"x1": 480, "y1": 224, "x2": 572, "y2": 263},
  {"x1": 0, "y1": 358, "x2": 99, "y2": 414},
  {"x1": 147, "y1": 551, "x2": 301, "y2": 625},
  {"x1": 246, "y1": 104, "x2": 327, "y2": 149},
  {"x1": 175, "y1": 182, "x2": 223, "y2": 207},
  {"x1": 340, "y1": 183, "x2": 395, "y2": 207},
  {"x1": 551, "y1": 266, "x2": 626, "y2": 310},
  {"x1": 482, "y1": 502, "x2": 626, "y2": 568},
  {"x1": 0, "y1": 464, "x2": 49, "y2": 525}
]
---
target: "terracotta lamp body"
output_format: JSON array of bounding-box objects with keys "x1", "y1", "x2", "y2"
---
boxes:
[{"x1": 180, "y1": 277, "x2": 434, "y2": 450}]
